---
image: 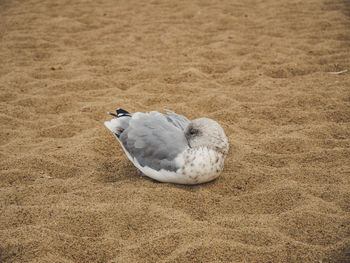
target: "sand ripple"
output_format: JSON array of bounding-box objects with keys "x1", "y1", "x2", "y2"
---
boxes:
[{"x1": 1, "y1": 0, "x2": 350, "y2": 262}]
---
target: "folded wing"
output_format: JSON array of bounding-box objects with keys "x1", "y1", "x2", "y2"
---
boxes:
[{"x1": 119, "y1": 111, "x2": 189, "y2": 171}]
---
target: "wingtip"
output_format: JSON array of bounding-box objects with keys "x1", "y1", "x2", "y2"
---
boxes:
[
  {"x1": 107, "y1": 108, "x2": 131, "y2": 118},
  {"x1": 108, "y1": 112, "x2": 118, "y2": 117},
  {"x1": 116, "y1": 108, "x2": 131, "y2": 117}
]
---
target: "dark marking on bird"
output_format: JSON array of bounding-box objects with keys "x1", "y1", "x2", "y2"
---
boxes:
[{"x1": 116, "y1": 108, "x2": 131, "y2": 117}]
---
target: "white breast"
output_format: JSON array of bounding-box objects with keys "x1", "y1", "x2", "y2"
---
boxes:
[{"x1": 176, "y1": 147, "x2": 226, "y2": 184}]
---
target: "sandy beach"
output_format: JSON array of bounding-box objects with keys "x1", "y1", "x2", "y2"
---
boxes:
[{"x1": 1, "y1": 0, "x2": 350, "y2": 262}]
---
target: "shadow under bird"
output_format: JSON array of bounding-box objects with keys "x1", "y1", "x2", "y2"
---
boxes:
[{"x1": 104, "y1": 108, "x2": 229, "y2": 184}]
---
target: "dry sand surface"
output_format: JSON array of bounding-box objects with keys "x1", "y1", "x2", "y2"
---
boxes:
[{"x1": 1, "y1": 0, "x2": 350, "y2": 262}]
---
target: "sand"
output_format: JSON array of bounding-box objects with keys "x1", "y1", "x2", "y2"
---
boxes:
[{"x1": 1, "y1": 0, "x2": 350, "y2": 262}]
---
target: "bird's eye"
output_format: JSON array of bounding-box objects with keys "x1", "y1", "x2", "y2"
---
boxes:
[{"x1": 189, "y1": 128, "x2": 197, "y2": 135}]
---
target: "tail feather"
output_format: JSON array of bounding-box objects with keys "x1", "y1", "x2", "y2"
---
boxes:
[
  {"x1": 105, "y1": 108, "x2": 131, "y2": 138},
  {"x1": 116, "y1": 108, "x2": 131, "y2": 117}
]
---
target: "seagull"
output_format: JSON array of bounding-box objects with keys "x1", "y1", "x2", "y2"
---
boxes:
[{"x1": 104, "y1": 108, "x2": 229, "y2": 185}]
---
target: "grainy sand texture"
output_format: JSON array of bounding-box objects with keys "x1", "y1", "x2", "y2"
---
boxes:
[{"x1": 1, "y1": 0, "x2": 350, "y2": 262}]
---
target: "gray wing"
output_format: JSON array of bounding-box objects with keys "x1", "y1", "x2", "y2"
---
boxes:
[
  {"x1": 164, "y1": 109, "x2": 190, "y2": 130},
  {"x1": 119, "y1": 111, "x2": 189, "y2": 171}
]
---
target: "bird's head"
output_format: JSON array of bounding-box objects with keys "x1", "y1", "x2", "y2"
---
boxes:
[{"x1": 185, "y1": 118, "x2": 229, "y2": 154}]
